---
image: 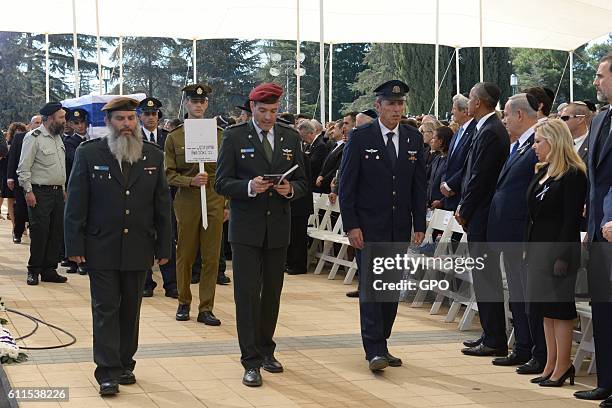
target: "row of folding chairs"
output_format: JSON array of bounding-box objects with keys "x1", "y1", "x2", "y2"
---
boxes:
[{"x1": 307, "y1": 193, "x2": 357, "y2": 284}]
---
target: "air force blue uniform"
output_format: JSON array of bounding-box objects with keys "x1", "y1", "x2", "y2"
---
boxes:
[{"x1": 339, "y1": 118, "x2": 426, "y2": 360}]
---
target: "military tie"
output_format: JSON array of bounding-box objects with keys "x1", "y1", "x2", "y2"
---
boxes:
[
  {"x1": 149, "y1": 132, "x2": 155, "y2": 143},
  {"x1": 261, "y1": 130, "x2": 273, "y2": 162},
  {"x1": 386, "y1": 132, "x2": 397, "y2": 168},
  {"x1": 121, "y1": 161, "x2": 132, "y2": 184}
]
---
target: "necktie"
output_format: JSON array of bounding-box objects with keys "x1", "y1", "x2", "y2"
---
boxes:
[
  {"x1": 149, "y1": 132, "x2": 156, "y2": 143},
  {"x1": 450, "y1": 126, "x2": 464, "y2": 157},
  {"x1": 509, "y1": 141, "x2": 519, "y2": 158},
  {"x1": 261, "y1": 130, "x2": 273, "y2": 162},
  {"x1": 594, "y1": 109, "x2": 611, "y2": 165},
  {"x1": 386, "y1": 132, "x2": 397, "y2": 168},
  {"x1": 121, "y1": 161, "x2": 131, "y2": 183}
]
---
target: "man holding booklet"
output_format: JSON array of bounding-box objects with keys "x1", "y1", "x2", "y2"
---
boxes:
[{"x1": 215, "y1": 83, "x2": 307, "y2": 387}]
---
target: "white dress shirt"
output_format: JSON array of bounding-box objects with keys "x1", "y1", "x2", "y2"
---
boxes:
[
  {"x1": 378, "y1": 119, "x2": 399, "y2": 156},
  {"x1": 573, "y1": 133, "x2": 588, "y2": 153},
  {"x1": 475, "y1": 111, "x2": 497, "y2": 131},
  {"x1": 509, "y1": 125, "x2": 536, "y2": 153},
  {"x1": 143, "y1": 127, "x2": 158, "y2": 144}
]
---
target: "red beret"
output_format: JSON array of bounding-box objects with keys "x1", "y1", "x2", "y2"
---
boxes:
[{"x1": 249, "y1": 83, "x2": 283, "y2": 103}]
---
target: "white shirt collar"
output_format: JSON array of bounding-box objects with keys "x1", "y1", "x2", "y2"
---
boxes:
[
  {"x1": 460, "y1": 118, "x2": 474, "y2": 131},
  {"x1": 516, "y1": 125, "x2": 536, "y2": 148},
  {"x1": 252, "y1": 118, "x2": 274, "y2": 138},
  {"x1": 573, "y1": 133, "x2": 588, "y2": 150},
  {"x1": 378, "y1": 119, "x2": 399, "y2": 137},
  {"x1": 476, "y1": 111, "x2": 496, "y2": 131}
]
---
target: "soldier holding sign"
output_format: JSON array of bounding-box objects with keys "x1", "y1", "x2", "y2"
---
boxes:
[{"x1": 164, "y1": 84, "x2": 225, "y2": 325}]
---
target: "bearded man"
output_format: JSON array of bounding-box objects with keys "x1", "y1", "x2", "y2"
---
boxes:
[
  {"x1": 64, "y1": 97, "x2": 172, "y2": 396},
  {"x1": 17, "y1": 102, "x2": 69, "y2": 286}
]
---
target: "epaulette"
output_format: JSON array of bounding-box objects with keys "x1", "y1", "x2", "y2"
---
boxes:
[
  {"x1": 31, "y1": 129, "x2": 41, "y2": 137},
  {"x1": 168, "y1": 123, "x2": 183, "y2": 134},
  {"x1": 226, "y1": 121, "x2": 247, "y2": 130}
]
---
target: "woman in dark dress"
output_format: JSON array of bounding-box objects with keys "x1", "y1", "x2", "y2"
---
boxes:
[
  {"x1": 525, "y1": 118, "x2": 587, "y2": 387},
  {"x1": 0, "y1": 122, "x2": 27, "y2": 226},
  {"x1": 428, "y1": 126, "x2": 453, "y2": 209}
]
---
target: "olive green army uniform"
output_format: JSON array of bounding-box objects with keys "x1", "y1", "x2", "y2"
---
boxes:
[{"x1": 164, "y1": 124, "x2": 225, "y2": 312}]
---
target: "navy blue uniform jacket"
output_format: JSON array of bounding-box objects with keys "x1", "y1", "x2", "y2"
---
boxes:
[{"x1": 339, "y1": 120, "x2": 427, "y2": 242}]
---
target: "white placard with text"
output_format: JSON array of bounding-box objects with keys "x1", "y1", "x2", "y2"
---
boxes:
[{"x1": 184, "y1": 119, "x2": 218, "y2": 163}]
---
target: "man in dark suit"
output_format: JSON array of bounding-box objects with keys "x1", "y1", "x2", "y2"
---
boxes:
[
  {"x1": 215, "y1": 83, "x2": 307, "y2": 387},
  {"x1": 339, "y1": 80, "x2": 426, "y2": 372},
  {"x1": 316, "y1": 123, "x2": 345, "y2": 194},
  {"x1": 137, "y1": 97, "x2": 177, "y2": 299},
  {"x1": 560, "y1": 102, "x2": 591, "y2": 163},
  {"x1": 286, "y1": 120, "x2": 316, "y2": 275},
  {"x1": 6, "y1": 115, "x2": 40, "y2": 243},
  {"x1": 64, "y1": 97, "x2": 172, "y2": 396},
  {"x1": 307, "y1": 123, "x2": 329, "y2": 190},
  {"x1": 486, "y1": 94, "x2": 546, "y2": 374},
  {"x1": 440, "y1": 94, "x2": 476, "y2": 211},
  {"x1": 455, "y1": 82, "x2": 510, "y2": 357},
  {"x1": 575, "y1": 53, "x2": 612, "y2": 405}
]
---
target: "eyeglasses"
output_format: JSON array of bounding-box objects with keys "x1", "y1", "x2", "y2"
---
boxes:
[{"x1": 560, "y1": 115, "x2": 586, "y2": 121}]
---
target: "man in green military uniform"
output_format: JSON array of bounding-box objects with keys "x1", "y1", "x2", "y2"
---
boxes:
[
  {"x1": 215, "y1": 83, "x2": 307, "y2": 387},
  {"x1": 17, "y1": 102, "x2": 69, "y2": 286},
  {"x1": 165, "y1": 83, "x2": 225, "y2": 325}
]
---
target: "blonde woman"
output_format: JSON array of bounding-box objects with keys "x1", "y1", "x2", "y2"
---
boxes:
[{"x1": 525, "y1": 118, "x2": 587, "y2": 387}]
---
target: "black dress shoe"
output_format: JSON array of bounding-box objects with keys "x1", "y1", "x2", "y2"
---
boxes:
[
  {"x1": 262, "y1": 356, "x2": 283, "y2": 373},
  {"x1": 99, "y1": 381, "x2": 119, "y2": 395},
  {"x1": 65, "y1": 264, "x2": 77, "y2": 274},
  {"x1": 60, "y1": 260, "x2": 71, "y2": 267},
  {"x1": 242, "y1": 368, "x2": 262, "y2": 387},
  {"x1": 385, "y1": 353, "x2": 402, "y2": 367},
  {"x1": 369, "y1": 356, "x2": 389, "y2": 372},
  {"x1": 600, "y1": 396, "x2": 612, "y2": 407},
  {"x1": 165, "y1": 288, "x2": 179, "y2": 298},
  {"x1": 117, "y1": 370, "x2": 136, "y2": 385},
  {"x1": 346, "y1": 290, "x2": 359, "y2": 298},
  {"x1": 463, "y1": 335, "x2": 483, "y2": 348},
  {"x1": 191, "y1": 275, "x2": 200, "y2": 284},
  {"x1": 217, "y1": 275, "x2": 231, "y2": 285},
  {"x1": 26, "y1": 272, "x2": 38, "y2": 286},
  {"x1": 531, "y1": 372, "x2": 552, "y2": 384},
  {"x1": 516, "y1": 358, "x2": 545, "y2": 374},
  {"x1": 142, "y1": 288, "x2": 154, "y2": 297},
  {"x1": 175, "y1": 304, "x2": 190, "y2": 321},
  {"x1": 40, "y1": 272, "x2": 67, "y2": 283},
  {"x1": 492, "y1": 352, "x2": 530, "y2": 366},
  {"x1": 12, "y1": 235, "x2": 21, "y2": 244},
  {"x1": 77, "y1": 265, "x2": 87, "y2": 275},
  {"x1": 197, "y1": 311, "x2": 220, "y2": 326},
  {"x1": 539, "y1": 365, "x2": 575, "y2": 387},
  {"x1": 461, "y1": 344, "x2": 507, "y2": 357},
  {"x1": 574, "y1": 388, "x2": 612, "y2": 400}
]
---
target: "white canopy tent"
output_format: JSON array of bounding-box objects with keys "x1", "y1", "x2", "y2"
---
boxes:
[{"x1": 4, "y1": 0, "x2": 612, "y2": 119}]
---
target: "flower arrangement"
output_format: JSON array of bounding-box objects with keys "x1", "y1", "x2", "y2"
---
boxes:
[{"x1": 0, "y1": 298, "x2": 28, "y2": 364}]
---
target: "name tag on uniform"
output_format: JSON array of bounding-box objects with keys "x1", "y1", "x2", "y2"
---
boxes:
[
  {"x1": 240, "y1": 148, "x2": 255, "y2": 153},
  {"x1": 94, "y1": 165, "x2": 109, "y2": 171},
  {"x1": 144, "y1": 166, "x2": 157, "y2": 175},
  {"x1": 407, "y1": 150, "x2": 418, "y2": 161}
]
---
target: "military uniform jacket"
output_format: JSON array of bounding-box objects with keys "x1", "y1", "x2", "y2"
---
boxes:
[
  {"x1": 339, "y1": 120, "x2": 427, "y2": 243},
  {"x1": 64, "y1": 134, "x2": 87, "y2": 182},
  {"x1": 64, "y1": 138, "x2": 172, "y2": 271},
  {"x1": 215, "y1": 120, "x2": 308, "y2": 248},
  {"x1": 164, "y1": 123, "x2": 225, "y2": 210}
]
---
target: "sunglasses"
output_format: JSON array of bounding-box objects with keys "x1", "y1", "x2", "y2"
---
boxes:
[{"x1": 560, "y1": 115, "x2": 586, "y2": 121}]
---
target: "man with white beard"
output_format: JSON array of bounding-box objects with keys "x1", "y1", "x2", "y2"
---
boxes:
[{"x1": 64, "y1": 97, "x2": 172, "y2": 396}]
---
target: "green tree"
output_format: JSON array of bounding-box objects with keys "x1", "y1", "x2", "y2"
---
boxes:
[{"x1": 329, "y1": 43, "x2": 369, "y2": 120}]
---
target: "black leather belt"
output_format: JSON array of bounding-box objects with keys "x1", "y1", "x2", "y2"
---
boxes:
[{"x1": 32, "y1": 184, "x2": 62, "y2": 190}]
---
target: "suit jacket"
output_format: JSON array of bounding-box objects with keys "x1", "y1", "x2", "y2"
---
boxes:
[
  {"x1": 63, "y1": 134, "x2": 87, "y2": 182},
  {"x1": 587, "y1": 108, "x2": 612, "y2": 242},
  {"x1": 458, "y1": 114, "x2": 510, "y2": 238},
  {"x1": 308, "y1": 133, "x2": 328, "y2": 191},
  {"x1": 215, "y1": 120, "x2": 308, "y2": 248},
  {"x1": 577, "y1": 134, "x2": 590, "y2": 164},
  {"x1": 318, "y1": 142, "x2": 344, "y2": 193},
  {"x1": 142, "y1": 126, "x2": 169, "y2": 151},
  {"x1": 487, "y1": 134, "x2": 538, "y2": 242},
  {"x1": 339, "y1": 120, "x2": 427, "y2": 242},
  {"x1": 441, "y1": 119, "x2": 477, "y2": 211},
  {"x1": 7, "y1": 132, "x2": 26, "y2": 185},
  {"x1": 291, "y1": 143, "x2": 313, "y2": 217},
  {"x1": 604, "y1": 187, "x2": 612, "y2": 226},
  {"x1": 427, "y1": 154, "x2": 447, "y2": 206},
  {"x1": 64, "y1": 138, "x2": 172, "y2": 271}
]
